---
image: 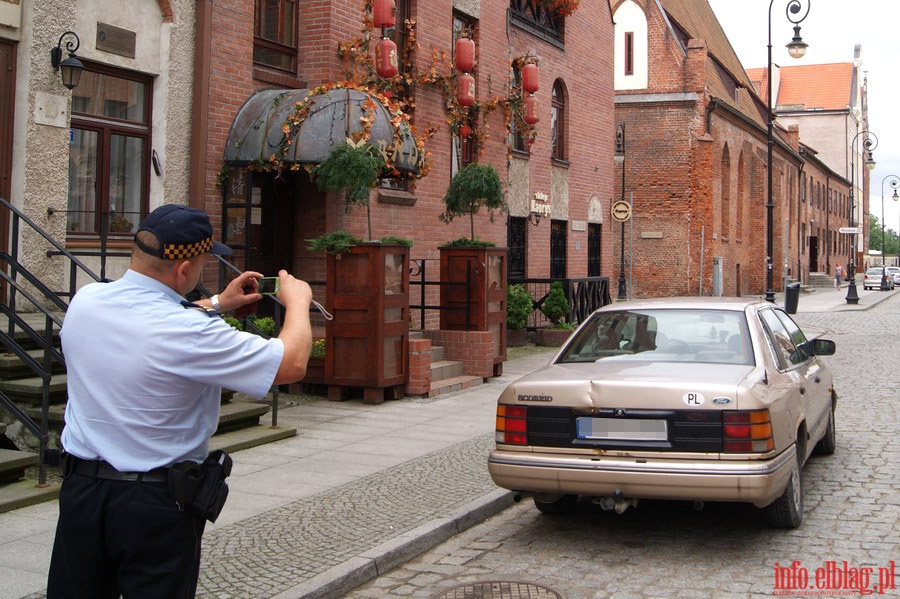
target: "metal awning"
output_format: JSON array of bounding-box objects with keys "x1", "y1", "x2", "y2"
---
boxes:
[{"x1": 223, "y1": 88, "x2": 422, "y2": 174}]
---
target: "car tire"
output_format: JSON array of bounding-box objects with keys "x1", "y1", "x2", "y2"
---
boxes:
[
  {"x1": 813, "y1": 403, "x2": 836, "y2": 456},
  {"x1": 533, "y1": 494, "x2": 578, "y2": 515},
  {"x1": 763, "y1": 453, "x2": 803, "y2": 529}
]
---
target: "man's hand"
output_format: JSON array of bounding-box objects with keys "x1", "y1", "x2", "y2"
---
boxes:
[{"x1": 217, "y1": 270, "x2": 264, "y2": 313}]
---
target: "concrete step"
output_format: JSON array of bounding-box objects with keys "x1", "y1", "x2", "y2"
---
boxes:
[
  {"x1": 0, "y1": 374, "x2": 68, "y2": 404},
  {"x1": 0, "y1": 448, "x2": 38, "y2": 484},
  {"x1": 428, "y1": 374, "x2": 483, "y2": 397},
  {"x1": 0, "y1": 348, "x2": 65, "y2": 380},
  {"x1": 430, "y1": 359, "x2": 463, "y2": 381},
  {"x1": 0, "y1": 479, "x2": 60, "y2": 514},
  {"x1": 431, "y1": 345, "x2": 445, "y2": 362}
]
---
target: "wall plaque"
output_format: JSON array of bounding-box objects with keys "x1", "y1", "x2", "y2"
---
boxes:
[{"x1": 97, "y1": 22, "x2": 136, "y2": 59}]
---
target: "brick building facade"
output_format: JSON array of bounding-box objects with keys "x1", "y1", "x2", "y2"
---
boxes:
[
  {"x1": 189, "y1": 0, "x2": 616, "y2": 301},
  {"x1": 611, "y1": 0, "x2": 851, "y2": 298}
]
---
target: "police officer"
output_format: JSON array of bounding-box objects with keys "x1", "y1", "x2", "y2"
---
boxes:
[{"x1": 47, "y1": 204, "x2": 313, "y2": 598}]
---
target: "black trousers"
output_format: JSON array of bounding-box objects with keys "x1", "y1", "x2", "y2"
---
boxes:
[{"x1": 47, "y1": 472, "x2": 206, "y2": 599}]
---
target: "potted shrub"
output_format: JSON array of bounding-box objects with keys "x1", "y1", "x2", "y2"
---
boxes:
[
  {"x1": 535, "y1": 282, "x2": 574, "y2": 346},
  {"x1": 439, "y1": 162, "x2": 505, "y2": 242},
  {"x1": 314, "y1": 141, "x2": 385, "y2": 240},
  {"x1": 506, "y1": 284, "x2": 533, "y2": 347},
  {"x1": 438, "y1": 162, "x2": 508, "y2": 371}
]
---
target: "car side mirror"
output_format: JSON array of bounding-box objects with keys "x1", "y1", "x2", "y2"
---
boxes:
[{"x1": 812, "y1": 338, "x2": 836, "y2": 356}]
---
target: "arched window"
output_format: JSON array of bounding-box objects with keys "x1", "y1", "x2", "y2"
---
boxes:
[
  {"x1": 721, "y1": 145, "x2": 731, "y2": 238},
  {"x1": 550, "y1": 80, "x2": 566, "y2": 162}
]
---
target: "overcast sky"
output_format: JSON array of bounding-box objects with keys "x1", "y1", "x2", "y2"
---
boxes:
[{"x1": 707, "y1": 0, "x2": 900, "y2": 234}]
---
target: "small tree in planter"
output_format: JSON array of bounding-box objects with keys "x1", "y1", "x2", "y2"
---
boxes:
[
  {"x1": 439, "y1": 162, "x2": 505, "y2": 243},
  {"x1": 314, "y1": 141, "x2": 385, "y2": 240},
  {"x1": 507, "y1": 284, "x2": 534, "y2": 346}
]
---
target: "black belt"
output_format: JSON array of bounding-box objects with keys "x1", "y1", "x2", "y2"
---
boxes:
[{"x1": 71, "y1": 456, "x2": 169, "y2": 483}]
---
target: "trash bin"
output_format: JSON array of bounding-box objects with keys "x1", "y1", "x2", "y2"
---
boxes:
[{"x1": 784, "y1": 282, "x2": 800, "y2": 314}]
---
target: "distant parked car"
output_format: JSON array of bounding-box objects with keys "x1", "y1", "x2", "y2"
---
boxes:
[
  {"x1": 488, "y1": 298, "x2": 838, "y2": 529},
  {"x1": 886, "y1": 266, "x2": 900, "y2": 285},
  {"x1": 863, "y1": 267, "x2": 895, "y2": 290}
]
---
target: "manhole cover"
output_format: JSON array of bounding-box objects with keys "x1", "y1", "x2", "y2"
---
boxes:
[{"x1": 432, "y1": 580, "x2": 563, "y2": 599}]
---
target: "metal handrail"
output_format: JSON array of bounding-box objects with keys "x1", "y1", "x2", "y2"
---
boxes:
[
  {"x1": 0, "y1": 198, "x2": 104, "y2": 484},
  {"x1": 409, "y1": 258, "x2": 474, "y2": 330}
]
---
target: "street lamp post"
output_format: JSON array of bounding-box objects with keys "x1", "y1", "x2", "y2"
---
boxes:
[
  {"x1": 845, "y1": 131, "x2": 877, "y2": 304},
  {"x1": 765, "y1": 0, "x2": 810, "y2": 303},
  {"x1": 881, "y1": 175, "x2": 900, "y2": 289},
  {"x1": 614, "y1": 124, "x2": 627, "y2": 300}
]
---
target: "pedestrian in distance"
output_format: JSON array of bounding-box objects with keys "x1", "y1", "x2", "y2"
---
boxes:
[
  {"x1": 47, "y1": 204, "x2": 313, "y2": 599},
  {"x1": 834, "y1": 263, "x2": 843, "y2": 288}
]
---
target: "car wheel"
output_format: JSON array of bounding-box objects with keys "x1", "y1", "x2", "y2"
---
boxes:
[
  {"x1": 533, "y1": 494, "x2": 578, "y2": 515},
  {"x1": 813, "y1": 404, "x2": 836, "y2": 456},
  {"x1": 763, "y1": 453, "x2": 803, "y2": 529}
]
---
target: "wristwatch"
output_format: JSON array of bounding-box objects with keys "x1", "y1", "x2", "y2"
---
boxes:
[{"x1": 210, "y1": 294, "x2": 222, "y2": 312}]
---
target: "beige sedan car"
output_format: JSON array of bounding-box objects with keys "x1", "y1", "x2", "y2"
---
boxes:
[{"x1": 488, "y1": 298, "x2": 837, "y2": 528}]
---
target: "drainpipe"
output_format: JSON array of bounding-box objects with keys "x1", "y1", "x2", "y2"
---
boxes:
[{"x1": 189, "y1": 0, "x2": 213, "y2": 209}]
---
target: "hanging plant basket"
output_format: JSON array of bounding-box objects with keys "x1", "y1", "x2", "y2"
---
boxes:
[{"x1": 537, "y1": 0, "x2": 579, "y2": 17}]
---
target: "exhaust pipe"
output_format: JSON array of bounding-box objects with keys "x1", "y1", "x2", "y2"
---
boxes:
[{"x1": 594, "y1": 490, "x2": 638, "y2": 514}]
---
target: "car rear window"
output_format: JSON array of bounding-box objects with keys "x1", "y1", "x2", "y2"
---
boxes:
[{"x1": 558, "y1": 308, "x2": 753, "y2": 366}]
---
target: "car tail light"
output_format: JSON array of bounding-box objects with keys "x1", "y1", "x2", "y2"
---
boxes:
[
  {"x1": 496, "y1": 404, "x2": 528, "y2": 445},
  {"x1": 722, "y1": 409, "x2": 774, "y2": 452}
]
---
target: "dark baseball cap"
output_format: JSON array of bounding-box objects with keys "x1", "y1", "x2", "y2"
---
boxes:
[{"x1": 135, "y1": 204, "x2": 232, "y2": 260}]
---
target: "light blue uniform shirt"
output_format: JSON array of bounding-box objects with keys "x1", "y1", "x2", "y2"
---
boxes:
[{"x1": 60, "y1": 270, "x2": 284, "y2": 472}]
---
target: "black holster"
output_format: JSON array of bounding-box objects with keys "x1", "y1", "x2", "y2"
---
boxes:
[{"x1": 168, "y1": 450, "x2": 233, "y2": 522}]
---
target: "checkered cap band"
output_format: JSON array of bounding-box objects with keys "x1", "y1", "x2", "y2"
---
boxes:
[{"x1": 161, "y1": 236, "x2": 214, "y2": 260}]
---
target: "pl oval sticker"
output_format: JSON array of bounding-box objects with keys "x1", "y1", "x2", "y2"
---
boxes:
[{"x1": 683, "y1": 392, "x2": 705, "y2": 406}]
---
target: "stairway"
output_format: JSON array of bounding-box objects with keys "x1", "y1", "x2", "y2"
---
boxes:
[
  {"x1": 807, "y1": 272, "x2": 836, "y2": 289},
  {"x1": 0, "y1": 313, "x2": 296, "y2": 514},
  {"x1": 427, "y1": 343, "x2": 483, "y2": 397}
]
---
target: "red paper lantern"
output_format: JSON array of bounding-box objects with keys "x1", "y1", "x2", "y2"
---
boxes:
[
  {"x1": 522, "y1": 62, "x2": 539, "y2": 94},
  {"x1": 375, "y1": 38, "x2": 398, "y2": 79},
  {"x1": 457, "y1": 73, "x2": 476, "y2": 107},
  {"x1": 455, "y1": 37, "x2": 476, "y2": 73},
  {"x1": 373, "y1": 0, "x2": 395, "y2": 29},
  {"x1": 523, "y1": 94, "x2": 539, "y2": 125}
]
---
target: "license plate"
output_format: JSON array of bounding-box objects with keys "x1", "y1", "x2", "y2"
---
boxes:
[{"x1": 576, "y1": 417, "x2": 668, "y2": 441}]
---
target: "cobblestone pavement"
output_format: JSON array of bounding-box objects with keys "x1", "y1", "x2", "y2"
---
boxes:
[
  {"x1": 345, "y1": 295, "x2": 900, "y2": 599},
  {"x1": 197, "y1": 434, "x2": 499, "y2": 598}
]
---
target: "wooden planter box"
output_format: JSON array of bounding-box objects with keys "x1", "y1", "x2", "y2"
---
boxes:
[
  {"x1": 439, "y1": 246, "x2": 507, "y2": 373},
  {"x1": 325, "y1": 243, "x2": 410, "y2": 404}
]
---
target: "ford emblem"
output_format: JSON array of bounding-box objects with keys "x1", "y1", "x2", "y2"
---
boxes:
[{"x1": 712, "y1": 397, "x2": 732, "y2": 405}]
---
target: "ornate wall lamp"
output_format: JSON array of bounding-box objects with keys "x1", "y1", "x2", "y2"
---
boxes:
[{"x1": 50, "y1": 31, "x2": 84, "y2": 90}]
